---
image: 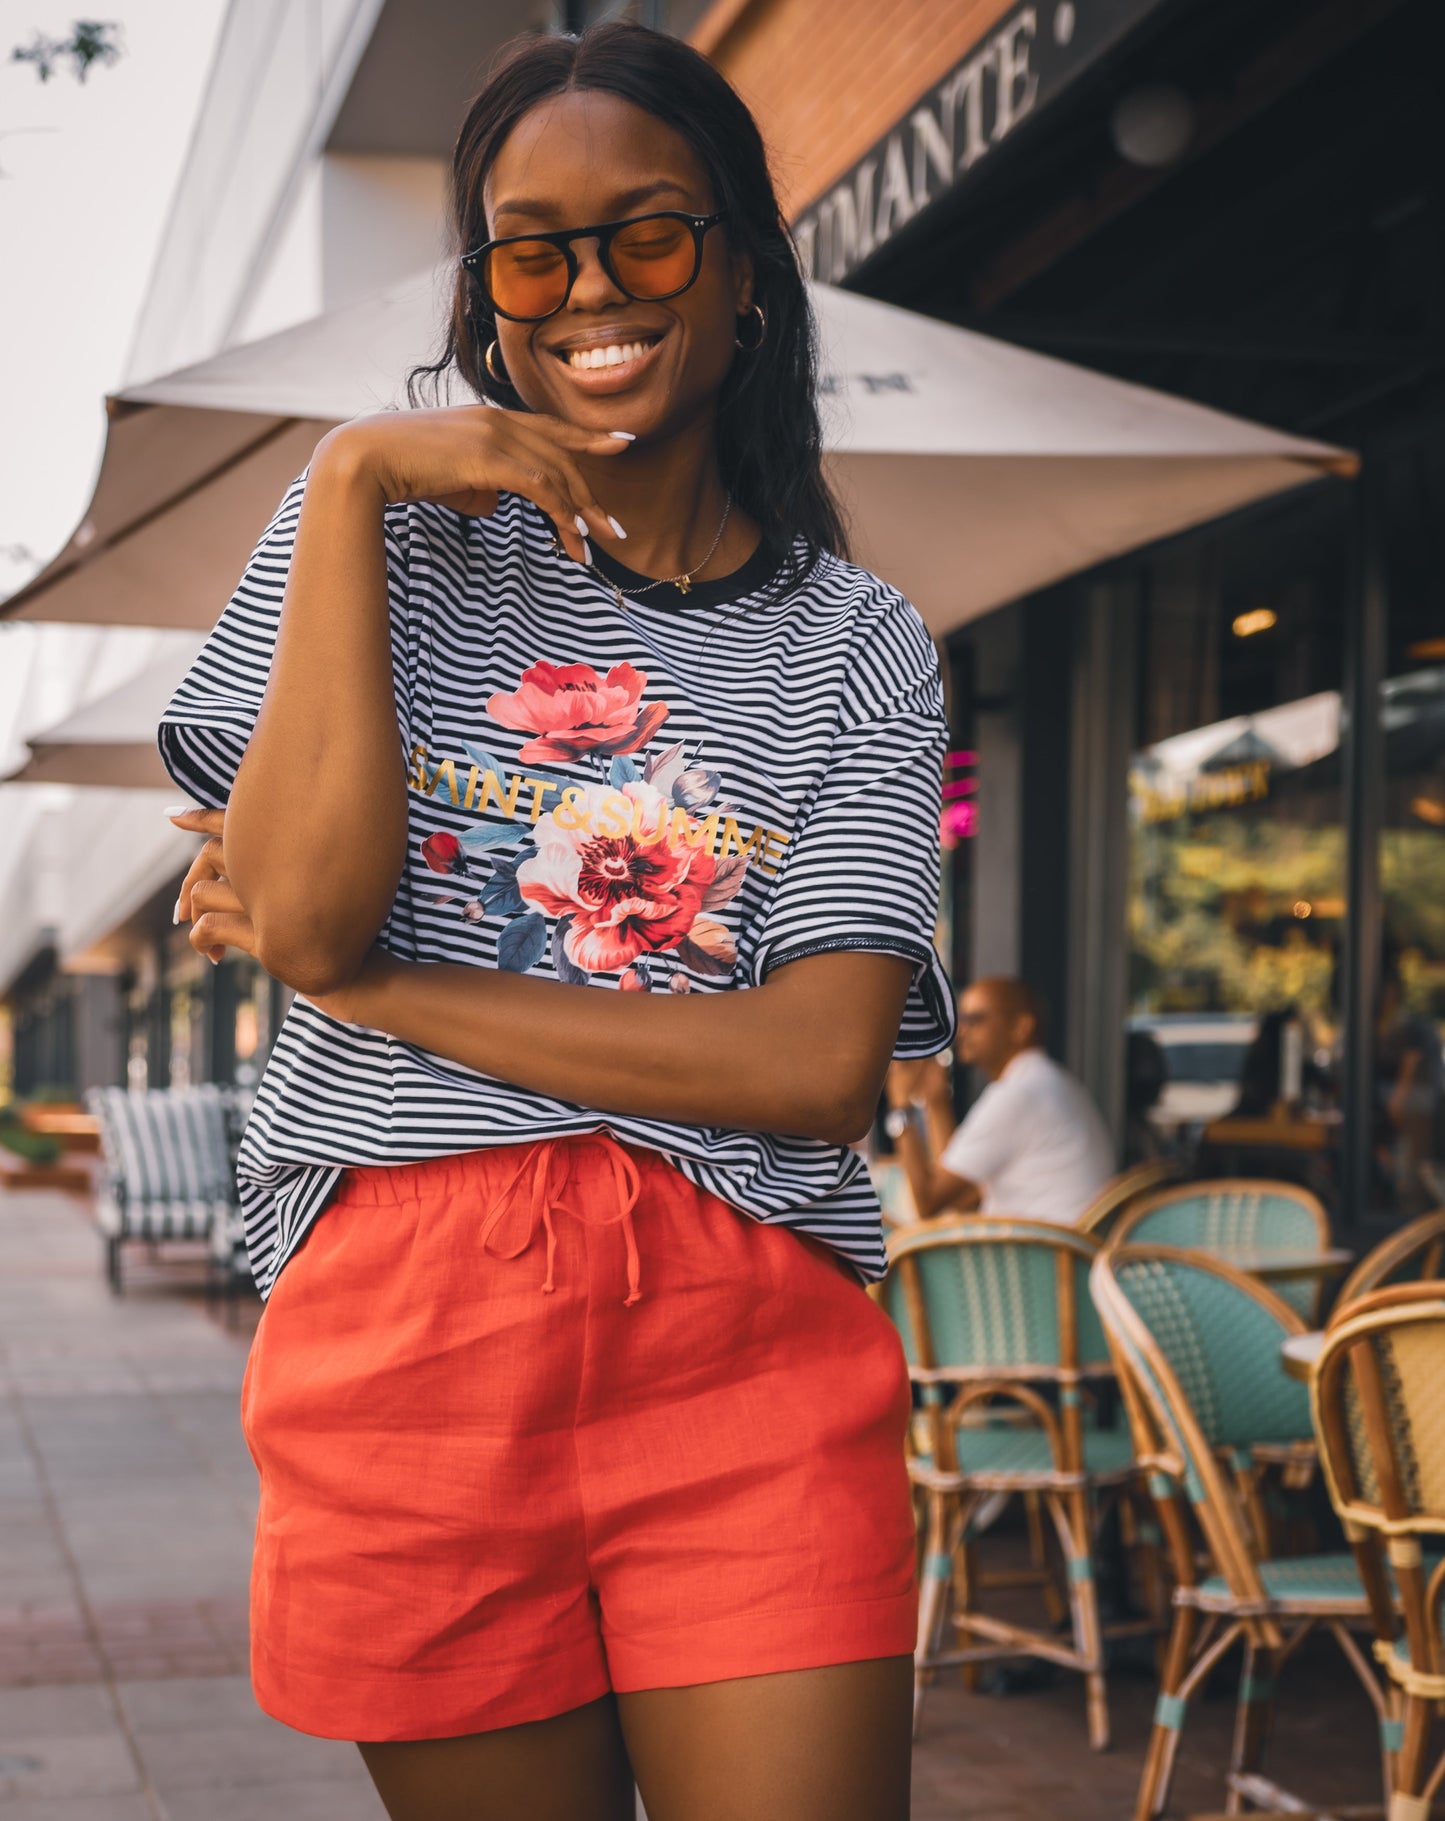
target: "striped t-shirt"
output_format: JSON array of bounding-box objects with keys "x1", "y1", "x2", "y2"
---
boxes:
[{"x1": 158, "y1": 473, "x2": 955, "y2": 1298}]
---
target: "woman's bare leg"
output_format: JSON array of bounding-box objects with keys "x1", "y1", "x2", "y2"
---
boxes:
[
  {"x1": 357, "y1": 1693, "x2": 636, "y2": 1821},
  {"x1": 616, "y1": 1656, "x2": 912, "y2": 1821}
]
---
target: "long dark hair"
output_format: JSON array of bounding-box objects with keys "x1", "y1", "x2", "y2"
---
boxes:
[{"x1": 406, "y1": 21, "x2": 851, "y2": 595}]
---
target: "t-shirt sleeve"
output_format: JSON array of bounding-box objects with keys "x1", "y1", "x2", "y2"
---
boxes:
[
  {"x1": 747, "y1": 588, "x2": 956, "y2": 1058},
  {"x1": 155, "y1": 469, "x2": 412, "y2": 806}
]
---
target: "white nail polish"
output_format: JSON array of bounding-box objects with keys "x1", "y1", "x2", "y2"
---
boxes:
[
  {"x1": 607, "y1": 516, "x2": 627, "y2": 539},
  {"x1": 574, "y1": 513, "x2": 589, "y2": 537},
  {"x1": 609, "y1": 430, "x2": 636, "y2": 441},
  {"x1": 164, "y1": 802, "x2": 193, "y2": 817},
  {"x1": 580, "y1": 537, "x2": 592, "y2": 563},
  {"x1": 172, "y1": 898, "x2": 182, "y2": 925}
]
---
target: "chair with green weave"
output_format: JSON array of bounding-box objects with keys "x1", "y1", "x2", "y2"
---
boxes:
[
  {"x1": 1313, "y1": 1285, "x2": 1445, "y2": 1821},
  {"x1": 1092, "y1": 1243, "x2": 1389, "y2": 1820},
  {"x1": 881, "y1": 1217, "x2": 1146, "y2": 1751},
  {"x1": 1109, "y1": 1177, "x2": 1334, "y2": 1321},
  {"x1": 1076, "y1": 1157, "x2": 1179, "y2": 1240}
]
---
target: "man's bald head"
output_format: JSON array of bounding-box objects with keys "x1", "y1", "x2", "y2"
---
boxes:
[{"x1": 957, "y1": 977, "x2": 1047, "y2": 1080}]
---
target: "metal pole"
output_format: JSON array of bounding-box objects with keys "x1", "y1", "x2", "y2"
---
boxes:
[{"x1": 1339, "y1": 466, "x2": 1386, "y2": 1240}]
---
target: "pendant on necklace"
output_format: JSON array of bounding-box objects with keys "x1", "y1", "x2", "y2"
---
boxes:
[
  {"x1": 677, "y1": 574, "x2": 692, "y2": 595},
  {"x1": 614, "y1": 584, "x2": 624, "y2": 608}
]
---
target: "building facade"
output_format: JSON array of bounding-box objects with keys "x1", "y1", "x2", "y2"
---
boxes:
[{"x1": 705, "y1": 0, "x2": 1440, "y2": 1239}]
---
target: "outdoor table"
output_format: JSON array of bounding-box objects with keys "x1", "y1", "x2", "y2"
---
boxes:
[
  {"x1": 1280, "y1": 1330, "x2": 1325, "y2": 1382},
  {"x1": 1218, "y1": 1246, "x2": 1353, "y2": 1291},
  {"x1": 1202, "y1": 1115, "x2": 1337, "y2": 1152}
]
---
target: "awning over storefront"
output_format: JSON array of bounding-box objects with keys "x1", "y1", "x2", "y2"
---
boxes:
[
  {"x1": 2, "y1": 638, "x2": 207, "y2": 787},
  {"x1": 1, "y1": 268, "x2": 1355, "y2": 641}
]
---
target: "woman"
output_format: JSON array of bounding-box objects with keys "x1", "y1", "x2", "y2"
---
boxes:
[{"x1": 161, "y1": 22, "x2": 953, "y2": 1820}]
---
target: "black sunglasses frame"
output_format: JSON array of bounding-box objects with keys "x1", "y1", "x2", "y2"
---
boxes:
[{"x1": 460, "y1": 209, "x2": 730, "y2": 323}]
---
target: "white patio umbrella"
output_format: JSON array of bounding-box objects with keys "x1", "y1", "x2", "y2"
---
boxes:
[
  {"x1": 2, "y1": 267, "x2": 1355, "y2": 639},
  {"x1": 3, "y1": 637, "x2": 206, "y2": 787}
]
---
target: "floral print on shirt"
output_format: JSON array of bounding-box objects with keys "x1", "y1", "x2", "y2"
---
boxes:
[{"x1": 415, "y1": 661, "x2": 753, "y2": 991}]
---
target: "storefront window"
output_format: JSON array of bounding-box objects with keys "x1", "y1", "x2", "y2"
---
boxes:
[
  {"x1": 1376, "y1": 430, "x2": 1445, "y2": 1216},
  {"x1": 1125, "y1": 487, "x2": 1350, "y2": 1204}
]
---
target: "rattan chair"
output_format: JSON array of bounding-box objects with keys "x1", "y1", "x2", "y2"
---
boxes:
[
  {"x1": 1092, "y1": 1244, "x2": 1387, "y2": 1820},
  {"x1": 882, "y1": 1217, "x2": 1145, "y2": 1751},
  {"x1": 1076, "y1": 1158, "x2": 1179, "y2": 1240},
  {"x1": 1313, "y1": 1286, "x2": 1445, "y2": 1821},
  {"x1": 1109, "y1": 1178, "x2": 1334, "y2": 1321},
  {"x1": 1336, "y1": 1208, "x2": 1445, "y2": 1308}
]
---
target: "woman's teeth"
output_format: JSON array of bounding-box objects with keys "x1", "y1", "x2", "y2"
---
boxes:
[{"x1": 564, "y1": 340, "x2": 656, "y2": 370}]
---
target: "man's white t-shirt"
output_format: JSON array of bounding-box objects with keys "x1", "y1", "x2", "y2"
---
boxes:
[{"x1": 939, "y1": 1048, "x2": 1114, "y2": 1224}]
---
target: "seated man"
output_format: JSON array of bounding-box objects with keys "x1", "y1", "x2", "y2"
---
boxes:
[{"x1": 886, "y1": 977, "x2": 1114, "y2": 1221}]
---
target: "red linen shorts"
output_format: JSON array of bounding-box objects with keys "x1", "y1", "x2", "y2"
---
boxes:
[{"x1": 240, "y1": 1133, "x2": 918, "y2": 1742}]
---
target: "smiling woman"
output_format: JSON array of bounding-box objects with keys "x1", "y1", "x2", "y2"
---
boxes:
[{"x1": 157, "y1": 20, "x2": 951, "y2": 1821}]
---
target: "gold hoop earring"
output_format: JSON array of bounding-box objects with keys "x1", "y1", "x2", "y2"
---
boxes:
[
  {"x1": 485, "y1": 339, "x2": 508, "y2": 385},
  {"x1": 734, "y1": 303, "x2": 767, "y2": 352}
]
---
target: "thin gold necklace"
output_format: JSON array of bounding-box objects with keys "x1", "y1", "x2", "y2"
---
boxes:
[{"x1": 584, "y1": 494, "x2": 733, "y2": 606}]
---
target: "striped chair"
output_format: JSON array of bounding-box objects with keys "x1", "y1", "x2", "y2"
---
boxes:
[
  {"x1": 1093, "y1": 1244, "x2": 1386, "y2": 1820},
  {"x1": 882, "y1": 1218, "x2": 1143, "y2": 1751},
  {"x1": 1109, "y1": 1178, "x2": 1334, "y2": 1320},
  {"x1": 86, "y1": 1085, "x2": 240, "y2": 1294},
  {"x1": 1313, "y1": 1286, "x2": 1445, "y2": 1821}
]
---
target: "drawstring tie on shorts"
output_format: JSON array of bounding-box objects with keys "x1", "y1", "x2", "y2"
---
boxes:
[{"x1": 477, "y1": 1138, "x2": 643, "y2": 1307}]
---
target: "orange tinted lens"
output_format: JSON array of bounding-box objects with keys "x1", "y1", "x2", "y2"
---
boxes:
[
  {"x1": 485, "y1": 240, "x2": 569, "y2": 318},
  {"x1": 610, "y1": 217, "x2": 695, "y2": 298}
]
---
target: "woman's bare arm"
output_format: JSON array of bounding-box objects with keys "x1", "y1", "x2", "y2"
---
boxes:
[
  {"x1": 221, "y1": 414, "x2": 630, "y2": 996},
  {"x1": 316, "y1": 947, "x2": 913, "y2": 1145}
]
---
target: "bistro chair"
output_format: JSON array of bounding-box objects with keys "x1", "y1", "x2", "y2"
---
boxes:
[
  {"x1": 86, "y1": 1084, "x2": 239, "y2": 1294},
  {"x1": 1076, "y1": 1158, "x2": 1179, "y2": 1240},
  {"x1": 1313, "y1": 1285, "x2": 1445, "y2": 1821},
  {"x1": 1092, "y1": 1243, "x2": 1388, "y2": 1820},
  {"x1": 1336, "y1": 1207, "x2": 1445, "y2": 1308},
  {"x1": 882, "y1": 1217, "x2": 1146, "y2": 1751},
  {"x1": 1109, "y1": 1178, "x2": 1336, "y2": 1322}
]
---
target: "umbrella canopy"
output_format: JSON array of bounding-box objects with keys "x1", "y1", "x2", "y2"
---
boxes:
[
  {"x1": 2, "y1": 269, "x2": 1356, "y2": 639},
  {"x1": 2, "y1": 637, "x2": 206, "y2": 787}
]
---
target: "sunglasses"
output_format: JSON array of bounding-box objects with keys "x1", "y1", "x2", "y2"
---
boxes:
[{"x1": 461, "y1": 209, "x2": 729, "y2": 324}]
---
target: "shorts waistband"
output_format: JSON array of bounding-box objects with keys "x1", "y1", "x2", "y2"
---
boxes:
[{"x1": 337, "y1": 1137, "x2": 646, "y2": 1308}]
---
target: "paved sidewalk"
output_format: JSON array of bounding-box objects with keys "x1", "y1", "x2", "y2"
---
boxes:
[{"x1": 0, "y1": 1185, "x2": 1389, "y2": 1818}]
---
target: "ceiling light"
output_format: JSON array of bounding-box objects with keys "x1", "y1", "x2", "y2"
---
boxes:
[
  {"x1": 1110, "y1": 84, "x2": 1195, "y2": 168},
  {"x1": 1412, "y1": 792, "x2": 1445, "y2": 828},
  {"x1": 1232, "y1": 608, "x2": 1278, "y2": 638}
]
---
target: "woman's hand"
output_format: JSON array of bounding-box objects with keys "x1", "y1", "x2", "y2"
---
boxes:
[
  {"x1": 321, "y1": 403, "x2": 633, "y2": 564},
  {"x1": 169, "y1": 805, "x2": 396, "y2": 1024},
  {"x1": 170, "y1": 807, "x2": 257, "y2": 966}
]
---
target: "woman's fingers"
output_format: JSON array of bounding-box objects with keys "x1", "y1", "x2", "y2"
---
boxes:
[
  {"x1": 168, "y1": 805, "x2": 224, "y2": 837},
  {"x1": 175, "y1": 835, "x2": 229, "y2": 921},
  {"x1": 189, "y1": 877, "x2": 245, "y2": 917},
  {"x1": 511, "y1": 418, "x2": 629, "y2": 545},
  {"x1": 189, "y1": 908, "x2": 257, "y2": 965},
  {"x1": 493, "y1": 444, "x2": 601, "y2": 563}
]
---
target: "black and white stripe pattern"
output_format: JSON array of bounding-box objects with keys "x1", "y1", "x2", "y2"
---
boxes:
[
  {"x1": 86, "y1": 1084, "x2": 237, "y2": 1240},
  {"x1": 158, "y1": 474, "x2": 955, "y2": 1298}
]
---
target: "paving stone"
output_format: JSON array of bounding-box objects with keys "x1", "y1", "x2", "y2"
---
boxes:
[{"x1": 0, "y1": 1730, "x2": 139, "y2": 1801}]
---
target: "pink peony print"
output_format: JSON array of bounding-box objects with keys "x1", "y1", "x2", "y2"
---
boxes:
[
  {"x1": 517, "y1": 781, "x2": 715, "y2": 974},
  {"x1": 486, "y1": 661, "x2": 668, "y2": 764}
]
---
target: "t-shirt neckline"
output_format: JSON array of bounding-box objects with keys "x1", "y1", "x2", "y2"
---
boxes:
[{"x1": 583, "y1": 522, "x2": 784, "y2": 611}]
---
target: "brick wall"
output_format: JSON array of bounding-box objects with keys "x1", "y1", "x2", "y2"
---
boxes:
[{"x1": 691, "y1": 0, "x2": 1017, "y2": 217}]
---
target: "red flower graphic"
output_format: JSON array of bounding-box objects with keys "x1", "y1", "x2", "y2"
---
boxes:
[
  {"x1": 486, "y1": 661, "x2": 668, "y2": 764},
  {"x1": 517, "y1": 781, "x2": 715, "y2": 974}
]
